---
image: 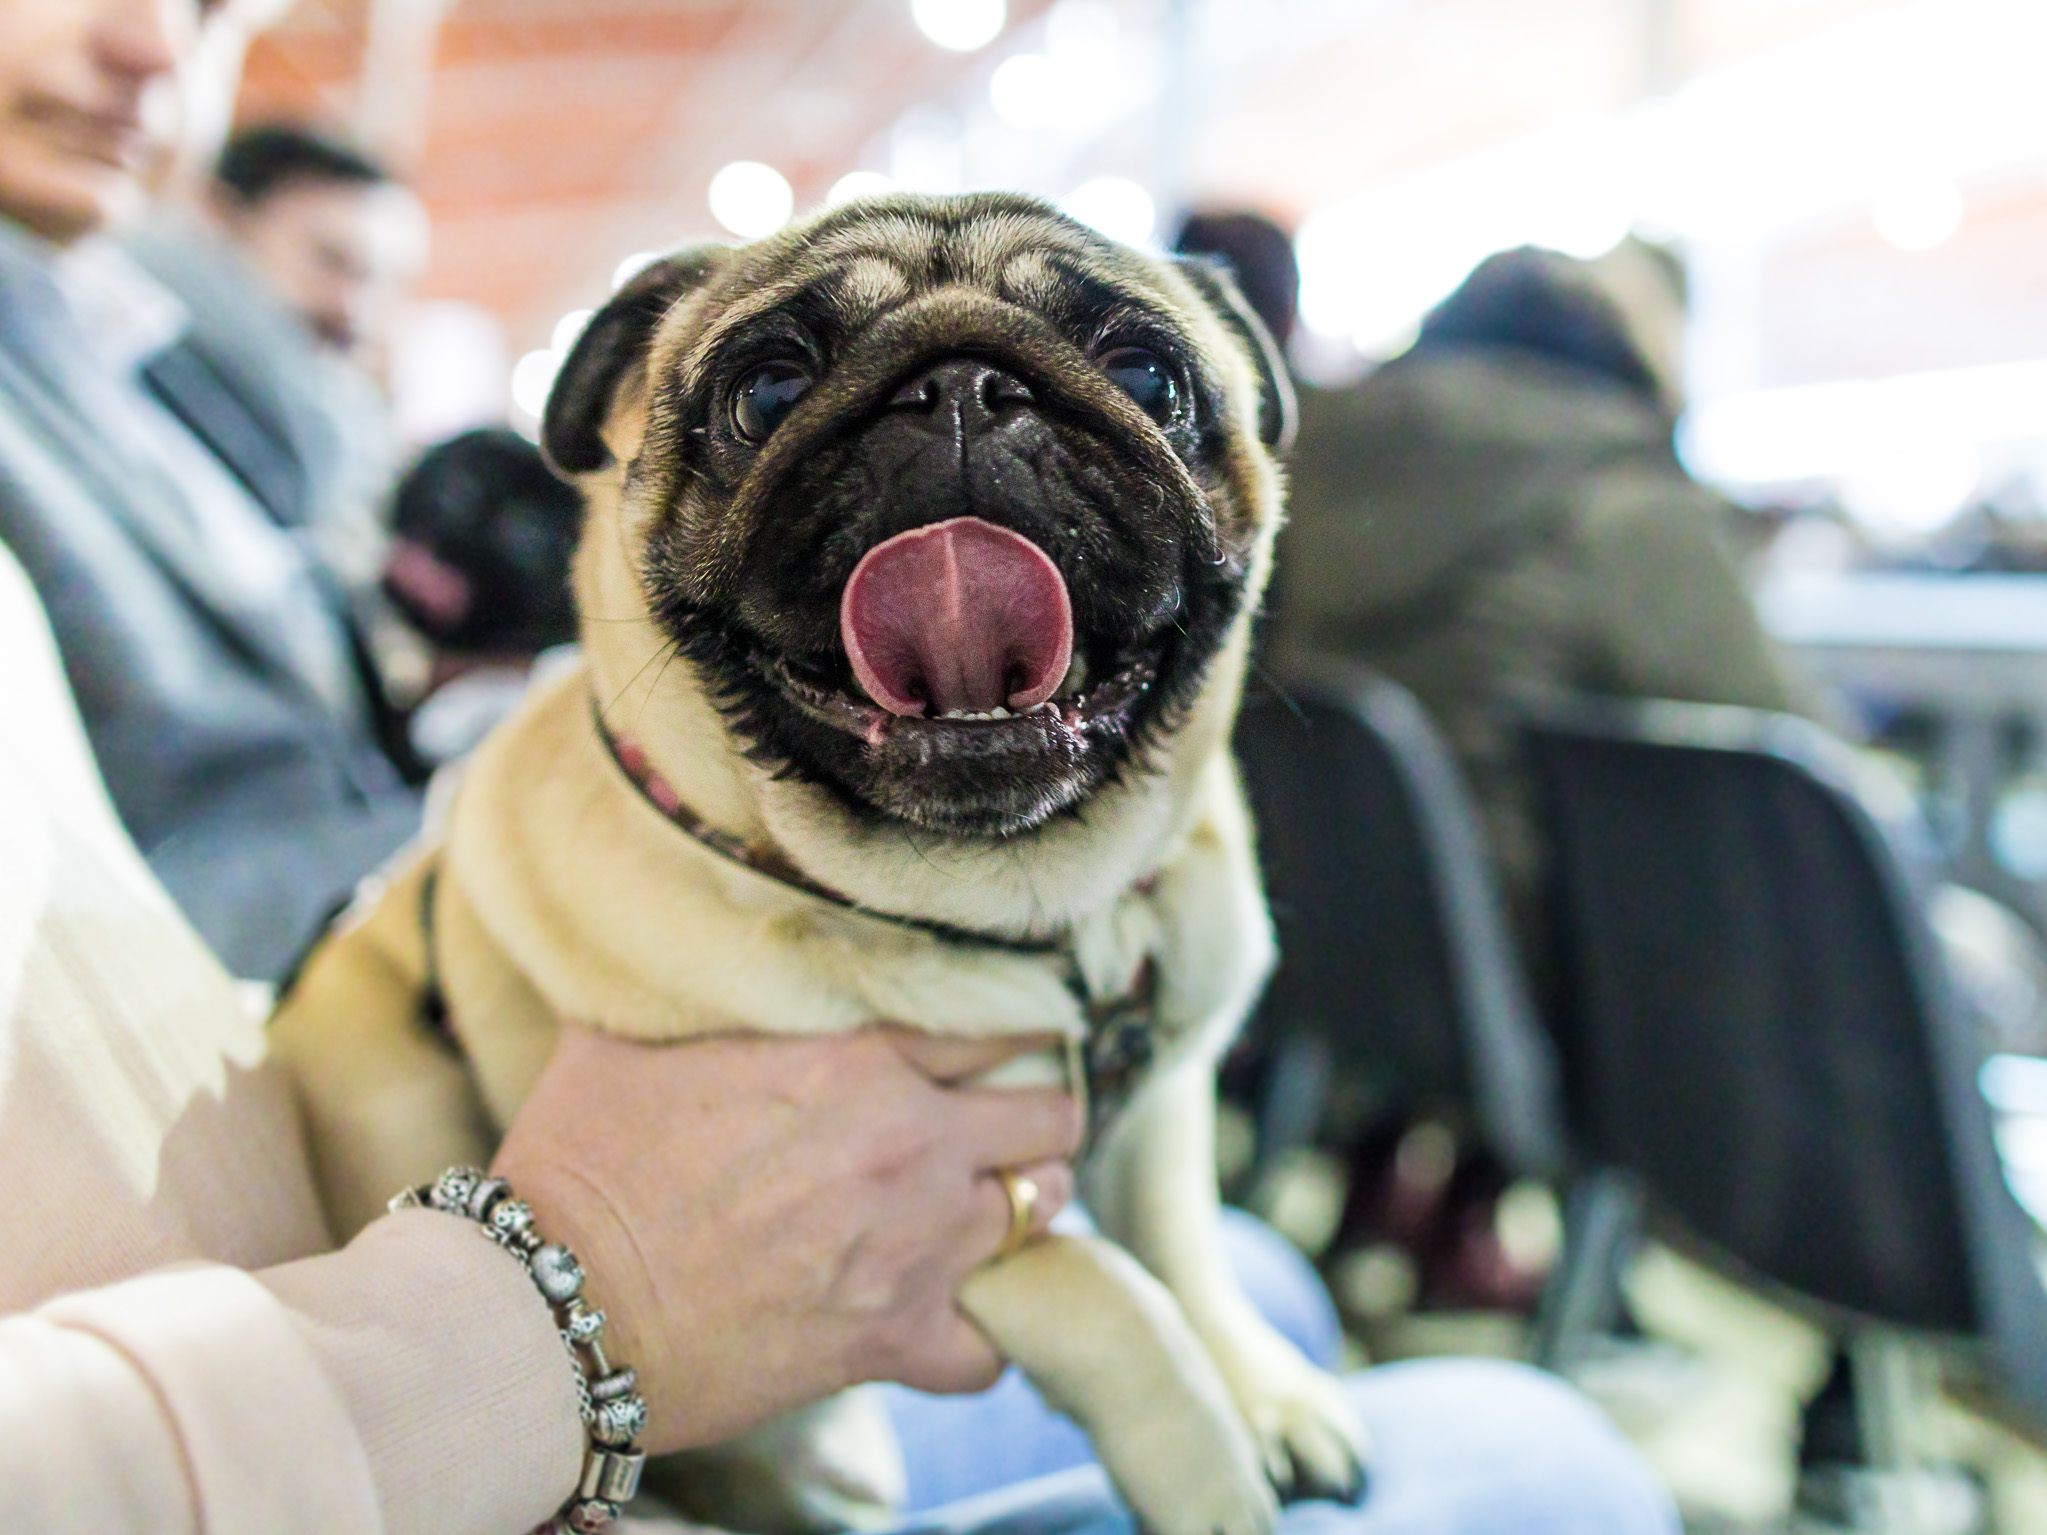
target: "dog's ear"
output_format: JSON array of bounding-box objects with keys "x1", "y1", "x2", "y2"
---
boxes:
[
  {"x1": 543, "y1": 246, "x2": 728, "y2": 477},
  {"x1": 1174, "y1": 256, "x2": 1297, "y2": 454}
]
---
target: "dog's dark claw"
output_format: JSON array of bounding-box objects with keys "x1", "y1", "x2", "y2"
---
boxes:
[
  {"x1": 1275, "y1": 1447, "x2": 1370, "y2": 1507},
  {"x1": 1335, "y1": 1462, "x2": 1369, "y2": 1506}
]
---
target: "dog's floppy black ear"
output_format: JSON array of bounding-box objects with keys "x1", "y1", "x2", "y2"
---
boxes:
[
  {"x1": 543, "y1": 246, "x2": 728, "y2": 477},
  {"x1": 1174, "y1": 256, "x2": 1297, "y2": 454}
]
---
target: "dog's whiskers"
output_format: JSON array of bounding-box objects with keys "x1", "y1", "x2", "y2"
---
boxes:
[
  {"x1": 902, "y1": 829, "x2": 949, "y2": 881},
  {"x1": 632, "y1": 640, "x2": 689, "y2": 732},
  {"x1": 601, "y1": 635, "x2": 682, "y2": 722}
]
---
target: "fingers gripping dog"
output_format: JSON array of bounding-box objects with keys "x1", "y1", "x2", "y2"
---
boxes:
[{"x1": 271, "y1": 193, "x2": 1365, "y2": 1535}]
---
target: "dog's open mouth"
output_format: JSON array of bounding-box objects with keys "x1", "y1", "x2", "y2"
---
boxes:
[
  {"x1": 756, "y1": 516, "x2": 1161, "y2": 752},
  {"x1": 844, "y1": 517, "x2": 1073, "y2": 719}
]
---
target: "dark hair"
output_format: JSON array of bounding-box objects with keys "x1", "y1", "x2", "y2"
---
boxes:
[
  {"x1": 214, "y1": 123, "x2": 392, "y2": 207},
  {"x1": 1413, "y1": 246, "x2": 1662, "y2": 400},
  {"x1": 383, "y1": 430, "x2": 580, "y2": 656},
  {"x1": 1172, "y1": 210, "x2": 1300, "y2": 350}
]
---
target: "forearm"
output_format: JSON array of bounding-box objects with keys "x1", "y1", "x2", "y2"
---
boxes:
[
  {"x1": 262, "y1": 1211, "x2": 586, "y2": 1535},
  {"x1": 0, "y1": 1211, "x2": 583, "y2": 1535},
  {"x1": 0, "y1": 1311, "x2": 200, "y2": 1534}
]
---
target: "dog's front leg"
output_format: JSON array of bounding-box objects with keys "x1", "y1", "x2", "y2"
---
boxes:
[
  {"x1": 958, "y1": 1233, "x2": 1277, "y2": 1535},
  {"x1": 1091, "y1": 1063, "x2": 1369, "y2": 1502}
]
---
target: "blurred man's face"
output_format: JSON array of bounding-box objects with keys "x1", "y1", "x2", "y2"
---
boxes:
[
  {"x1": 0, "y1": 0, "x2": 208, "y2": 243},
  {"x1": 222, "y1": 176, "x2": 428, "y2": 366}
]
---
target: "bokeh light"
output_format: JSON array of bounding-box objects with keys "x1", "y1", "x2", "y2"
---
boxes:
[
  {"x1": 1062, "y1": 177, "x2": 1156, "y2": 247},
  {"x1": 708, "y1": 161, "x2": 795, "y2": 239},
  {"x1": 828, "y1": 170, "x2": 897, "y2": 206},
  {"x1": 910, "y1": 0, "x2": 1006, "y2": 53}
]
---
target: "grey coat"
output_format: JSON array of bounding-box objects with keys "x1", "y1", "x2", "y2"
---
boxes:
[
  {"x1": 0, "y1": 219, "x2": 418, "y2": 978},
  {"x1": 1270, "y1": 348, "x2": 1801, "y2": 942}
]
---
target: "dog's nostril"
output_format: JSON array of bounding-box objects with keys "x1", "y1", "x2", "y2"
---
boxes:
[
  {"x1": 889, "y1": 375, "x2": 941, "y2": 412},
  {"x1": 980, "y1": 372, "x2": 1033, "y2": 412},
  {"x1": 889, "y1": 358, "x2": 1032, "y2": 421}
]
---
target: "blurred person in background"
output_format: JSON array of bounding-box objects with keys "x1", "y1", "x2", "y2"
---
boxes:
[
  {"x1": 0, "y1": 0, "x2": 424, "y2": 979},
  {"x1": 382, "y1": 426, "x2": 581, "y2": 765},
  {"x1": 1264, "y1": 240, "x2": 1802, "y2": 956},
  {"x1": 1184, "y1": 215, "x2": 2047, "y2": 1214},
  {"x1": 125, "y1": 119, "x2": 425, "y2": 590},
  {"x1": 207, "y1": 121, "x2": 427, "y2": 375}
]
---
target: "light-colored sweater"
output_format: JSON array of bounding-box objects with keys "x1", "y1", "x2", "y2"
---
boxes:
[{"x1": 0, "y1": 541, "x2": 583, "y2": 1533}]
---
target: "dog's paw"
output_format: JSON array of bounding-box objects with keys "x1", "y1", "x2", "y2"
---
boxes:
[
  {"x1": 1095, "y1": 1397, "x2": 1278, "y2": 1535},
  {"x1": 1240, "y1": 1359, "x2": 1369, "y2": 1504},
  {"x1": 1208, "y1": 1327, "x2": 1370, "y2": 1505}
]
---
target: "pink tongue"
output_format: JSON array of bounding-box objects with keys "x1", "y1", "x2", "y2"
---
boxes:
[{"x1": 840, "y1": 517, "x2": 1074, "y2": 718}]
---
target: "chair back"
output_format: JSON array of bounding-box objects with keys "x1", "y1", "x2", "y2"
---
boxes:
[
  {"x1": 1525, "y1": 700, "x2": 2047, "y2": 1423},
  {"x1": 1234, "y1": 660, "x2": 1564, "y2": 1176}
]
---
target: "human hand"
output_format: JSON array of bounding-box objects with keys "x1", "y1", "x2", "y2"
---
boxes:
[{"x1": 492, "y1": 1023, "x2": 1081, "y2": 1457}]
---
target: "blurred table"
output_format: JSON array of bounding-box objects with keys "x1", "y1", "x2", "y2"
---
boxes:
[
  {"x1": 1760, "y1": 572, "x2": 2047, "y2": 927},
  {"x1": 1762, "y1": 573, "x2": 2047, "y2": 704}
]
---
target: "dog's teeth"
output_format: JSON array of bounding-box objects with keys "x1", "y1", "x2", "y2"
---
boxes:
[{"x1": 934, "y1": 706, "x2": 1020, "y2": 722}]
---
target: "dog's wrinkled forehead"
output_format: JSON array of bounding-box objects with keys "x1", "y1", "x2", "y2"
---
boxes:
[
  {"x1": 665, "y1": 197, "x2": 1194, "y2": 388},
  {"x1": 543, "y1": 189, "x2": 1292, "y2": 484}
]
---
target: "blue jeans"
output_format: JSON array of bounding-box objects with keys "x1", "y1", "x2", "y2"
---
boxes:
[{"x1": 877, "y1": 1214, "x2": 1677, "y2": 1535}]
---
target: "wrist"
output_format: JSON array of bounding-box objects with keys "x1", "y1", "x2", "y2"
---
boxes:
[
  {"x1": 488, "y1": 1154, "x2": 684, "y2": 1446},
  {"x1": 395, "y1": 1166, "x2": 647, "y2": 1533}
]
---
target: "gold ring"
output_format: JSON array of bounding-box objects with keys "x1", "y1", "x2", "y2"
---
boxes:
[{"x1": 995, "y1": 1169, "x2": 1039, "y2": 1259}]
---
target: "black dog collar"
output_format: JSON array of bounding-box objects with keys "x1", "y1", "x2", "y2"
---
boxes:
[{"x1": 593, "y1": 700, "x2": 1070, "y2": 960}]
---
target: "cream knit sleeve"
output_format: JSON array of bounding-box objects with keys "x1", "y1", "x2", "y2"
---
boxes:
[
  {"x1": 0, "y1": 1212, "x2": 582, "y2": 1535},
  {"x1": 0, "y1": 527, "x2": 584, "y2": 1533}
]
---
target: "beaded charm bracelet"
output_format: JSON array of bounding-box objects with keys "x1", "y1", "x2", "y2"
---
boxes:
[{"x1": 393, "y1": 1166, "x2": 648, "y2": 1533}]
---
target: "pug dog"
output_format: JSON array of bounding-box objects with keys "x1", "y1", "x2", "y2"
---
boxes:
[{"x1": 271, "y1": 191, "x2": 1365, "y2": 1535}]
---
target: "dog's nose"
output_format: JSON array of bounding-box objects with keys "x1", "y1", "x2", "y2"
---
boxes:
[{"x1": 888, "y1": 356, "x2": 1035, "y2": 437}]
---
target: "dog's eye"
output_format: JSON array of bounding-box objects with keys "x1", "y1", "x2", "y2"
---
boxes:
[
  {"x1": 1098, "y1": 347, "x2": 1177, "y2": 425},
  {"x1": 732, "y1": 360, "x2": 814, "y2": 443}
]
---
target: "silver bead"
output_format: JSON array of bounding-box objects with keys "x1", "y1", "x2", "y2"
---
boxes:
[
  {"x1": 592, "y1": 1393, "x2": 647, "y2": 1446},
  {"x1": 565, "y1": 1497, "x2": 620, "y2": 1533},
  {"x1": 531, "y1": 1244, "x2": 585, "y2": 1304},
  {"x1": 563, "y1": 1304, "x2": 606, "y2": 1346},
  {"x1": 465, "y1": 1176, "x2": 510, "y2": 1220},
  {"x1": 489, "y1": 1198, "x2": 535, "y2": 1241},
  {"x1": 430, "y1": 1166, "x2": 483, "y2": 1213},
  {"x1": 578, "y1": 1446, "x2": 645, "y2": 1505},
  {"x1": 590, "y1": 1367, "x2": 638, "y2": 1403}
]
